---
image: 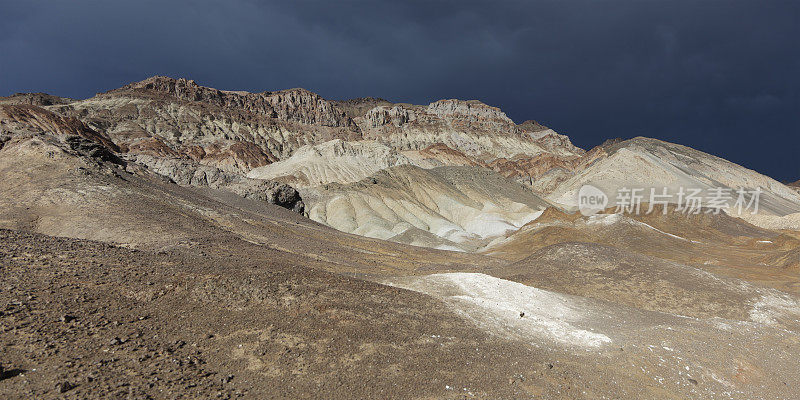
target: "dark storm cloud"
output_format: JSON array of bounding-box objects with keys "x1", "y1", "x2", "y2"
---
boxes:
[{"x1": 1, "y1": 0, "x2": 798, "y2": 180}]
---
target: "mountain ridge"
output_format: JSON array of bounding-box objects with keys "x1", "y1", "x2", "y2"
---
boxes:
[{"x1": 3, "y1": 76, "x2": 799, "y2": 239}]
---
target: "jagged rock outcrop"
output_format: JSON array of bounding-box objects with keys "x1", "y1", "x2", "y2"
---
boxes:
[
  {"x1": 356, "y1": 99, "x2": 584, "y2": 161},
  {"x1": 0, "y1": 104, "x2": 119, "y2": 151},
  {"x1": 120, "y1": 77, "x2": 357, "y2": 128},
  {"x1": 53, "y1": 77, "x2": 363, "y2": 173},
  {"x1": 364, "y1": 105, "x2": 416, "y2": 127},
  {"x1": 425, "y1": 99, "x2": 515, "y2": 124}
]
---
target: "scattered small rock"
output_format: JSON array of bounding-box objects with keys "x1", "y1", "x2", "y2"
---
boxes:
[
  {"x1": 688, "y1": 378, "x2": 698, "y2": 385},
  {"x1": 60, "y1": 314, "x2": 77, "y2": 323},
  {"x1": 55, "y1": 380, "x2": 75, "y2": 393}
]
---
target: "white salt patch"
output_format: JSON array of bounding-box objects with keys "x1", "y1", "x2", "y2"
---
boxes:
[
  {"x1": 386, "y1": 273, "x2": 611, "y2": 348},
  {"x1": 461, "y1": 213, "x2": 517, "y2": 238},
  {"x1": 586, "y1": 213, "x2": 623, "y2": 226},
  {"x1": 749, "y1": 293, "x2": 800, "y2": 325},
  {"x1": 434, "y1": 244, "x2": 466, "y2": 252}
]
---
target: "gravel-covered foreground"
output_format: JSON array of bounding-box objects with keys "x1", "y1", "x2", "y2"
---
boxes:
[
  {"x1": 0, "y1": 229, "x2": 626, "y2": 399},
  {"x1": 3, "y1": 229, "x2": 800, "y2": 399}
]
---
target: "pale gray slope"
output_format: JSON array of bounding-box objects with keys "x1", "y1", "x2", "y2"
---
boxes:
[
  {"x1": 247, "y1": 139, "x2": 413, "y2": 187},
  {"x1": 304, "y1": 165, "x2": 550, "y2": 251}
]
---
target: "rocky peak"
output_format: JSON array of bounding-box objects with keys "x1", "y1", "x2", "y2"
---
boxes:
[
  {"x1": 364, "y1": 105, "x2": 416, "y2": 127},
  {"x1": 122, "y1": 76, "x2": 200, "y2": 94},
  {"x1": 261, "y1": 88, "x2": 353, "y2": 127},
  {"x1": 116, "y1": 76, "x2": 276, "y2": 117},
  {"x1": 425, "y1": 99, "x2": 514, "y2": 124},
  {"x1": 116, "y1": 76, "x2": 356, "y2": 129},
  {"x1": 0, "y1": 92, "x2": 73, "y2": 106}
]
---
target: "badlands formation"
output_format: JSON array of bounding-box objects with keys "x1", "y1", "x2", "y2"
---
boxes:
[{"x1": 1, "y1": 77, "x2": 800, "y2": 399}]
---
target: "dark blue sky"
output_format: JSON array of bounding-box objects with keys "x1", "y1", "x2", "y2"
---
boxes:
[{"x1": 1, "y1": 1, "x2": 798, "y2": 181}]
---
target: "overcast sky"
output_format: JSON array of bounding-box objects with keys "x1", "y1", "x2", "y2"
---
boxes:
[{"x1": 1, "y1": 0, "x2": 798, "y2": 181}]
